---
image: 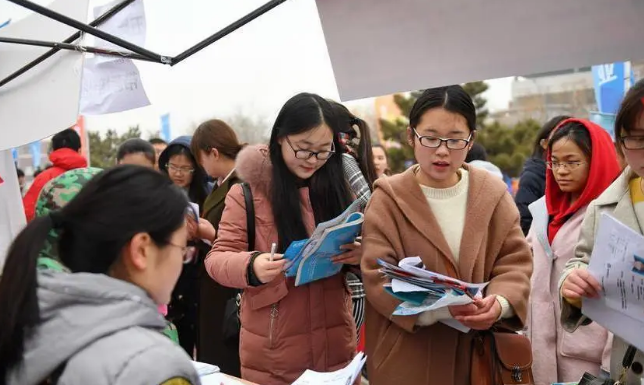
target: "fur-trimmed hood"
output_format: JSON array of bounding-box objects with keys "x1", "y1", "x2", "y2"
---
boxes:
[{"x1": 235, "y1": 144, "x2": 273, "y2": 195}]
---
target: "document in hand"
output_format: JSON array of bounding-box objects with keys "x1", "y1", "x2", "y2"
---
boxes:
[
  {"x1": 583, "y1": 213, "x2": 644, "y2": 353},
  {"x1": 291, "y1": 352, "x2": 366, "y2": 385},
  {"x1": 379, "y1": 257, "x2": 488, "y2": 332},
  {"x1": 284, "y1": 200, "x2": 363, "y2": 286}
]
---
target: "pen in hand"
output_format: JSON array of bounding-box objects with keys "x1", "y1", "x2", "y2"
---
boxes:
[{"x1": 270, "y1": 242, "x2": 277, "y2": 262}]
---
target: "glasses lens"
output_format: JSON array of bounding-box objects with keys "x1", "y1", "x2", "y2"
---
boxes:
[
  {"x1": 446, "y1": 140, "x2": 468, "y2": 150},
  {"x1": 317, "y1": 152, "x2": 334, "y2": 160}
]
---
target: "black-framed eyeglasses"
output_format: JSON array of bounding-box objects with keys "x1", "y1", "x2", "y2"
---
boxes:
[
  {"x1": 546, "y1": 161, "x2": 586, "y2": 171},
  {"x1": 620, "y1": 136, "x2": 644, "y2": 150},
  {"x1": 412, "y1": 129, "x2": 472, "y2": 150},
  {"x1": 284, "y1": 136, "x2": 335, "y2": 160}
]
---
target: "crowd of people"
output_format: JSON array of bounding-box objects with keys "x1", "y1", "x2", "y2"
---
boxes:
[{"x1": 1, "y1": 80, "x2": 644, "y2": 385}]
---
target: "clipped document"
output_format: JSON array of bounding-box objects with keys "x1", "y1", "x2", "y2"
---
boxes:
[{"x1": 583, "y1": 213, "x2": 644, "y2": 352}]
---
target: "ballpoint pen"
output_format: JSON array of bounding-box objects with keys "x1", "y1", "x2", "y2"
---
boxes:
[{"x1": 270, "y1": 242, "x2": 277, "y2": 262}]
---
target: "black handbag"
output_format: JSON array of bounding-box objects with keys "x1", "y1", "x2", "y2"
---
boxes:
[
  {"x1": 578, "y1": 345, "x2": 637, "y2": 385},
  {"x1": 221, "y1": 183, "x2": 255, "y2": 342}
]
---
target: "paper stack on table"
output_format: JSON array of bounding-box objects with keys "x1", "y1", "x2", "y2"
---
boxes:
[
  {"x1": 379, "y1": 257, "x2": 488, "y2": 332},
  {"x1": 291, "y1": 352, "x2": 366, "y2": 385}
]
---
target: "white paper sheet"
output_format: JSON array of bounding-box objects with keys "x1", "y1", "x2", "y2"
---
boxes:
[
  {"x1": 91, "y1": 0, "x2": 146, "y2": 54},
  {"x1": 200, "y1": 373, "x2": 246, "y2": 385},
  {"x1": 0, "y1": 0, "x2": 88, "y2": 151},
  {"x1": 80, "y1": 57, "x2": 150, "y2": 115},
  {"x1": 583, "y1": 213, "x2": 644, "y2": 352},
  {"x1": 292, "y1": 352, "x2": 366, "y2": 385}
]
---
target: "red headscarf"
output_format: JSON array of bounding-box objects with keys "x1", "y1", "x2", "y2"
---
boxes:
[{"x1": 546, "y1": 118, "x2": 621, "y2": 244}]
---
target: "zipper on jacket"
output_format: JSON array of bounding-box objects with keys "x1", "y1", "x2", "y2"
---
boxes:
[{"x1": 269, "y1": 303, "x2": 279, "y2": 348}]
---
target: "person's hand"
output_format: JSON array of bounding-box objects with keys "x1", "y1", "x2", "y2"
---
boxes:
[
  {"x1": 332, "y1": 240, "x2": 362, "y2": 265},
  {"x1": 453, "y1": 295, "x2": 502, "y2": 331},
  {"x1": 197, "y1": 218, "x2": 216, "y2": 242},
  {"x1": 252, "y1": 253, "x2": 286, "y2": 284},
  {"x1": 561, "y1": 268, "x2": 602, "y2": 300},
  {"x1": 186, "y1": 215, "x2": 199, "y2": 240}
]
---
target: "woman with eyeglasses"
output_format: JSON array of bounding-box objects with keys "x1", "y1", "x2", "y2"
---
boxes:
[
  {"x1": 360, "y1": 85, "x2": 532, "y2": 384},
  {"x1": 206, "y1": 93, "x2": 360, "y2": 385},
  {"x1": 525, "y1": 119, "x2": 619, "y2": 385},
  {"x1": 159, "y1": 136, "x2": 209, "y2": 357},
  {"x1": 560, "y1": 80, "x2": 644, "y2": 384},
  {"x1": 0, "y1": 166, "x2": 199, "y2": 385}
]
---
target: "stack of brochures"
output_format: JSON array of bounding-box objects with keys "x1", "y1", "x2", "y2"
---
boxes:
[
  {"x1": 379, "y1": 257, "x2": 488, "y2": 332},
  {"x1": 291, "y1": 352, "x2": 366, "y2": 385},
  {"x1": 284, "y1": 200, "x2": 363, "y2": 286}
]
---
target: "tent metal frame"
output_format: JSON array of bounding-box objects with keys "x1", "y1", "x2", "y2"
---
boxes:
[{"x1": 0, "y1": 0, "x2": 288, "y2": 88}]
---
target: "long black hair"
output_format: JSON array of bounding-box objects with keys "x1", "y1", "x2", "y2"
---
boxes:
[
  {"x1": 159, "y1": 144, "x2": 208, "y2": 209},
  {"x1": 0, "y1": 166, "x2": 188, "y2": 381},
  {"x1": 330, "y1": 101, "x2": 378, "y2": 188},
  {"x1": 269, "y1": 93, "x2": 354, "y2": 251}
]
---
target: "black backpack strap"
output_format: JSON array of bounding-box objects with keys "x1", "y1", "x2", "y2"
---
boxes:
[{"x1": 241, "y1": 183, "x2": 255, "y2": 251}]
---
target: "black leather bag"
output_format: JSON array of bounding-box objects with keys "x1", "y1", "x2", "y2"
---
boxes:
[
  {"x1": 578, "y1": 345, "x2": 637, "y2": 385},
  {"x1": 221, "y1": 183, "x2": 254, "y2": 342}
]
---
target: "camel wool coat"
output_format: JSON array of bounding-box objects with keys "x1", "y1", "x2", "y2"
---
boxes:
[{"x1": 361, "y1": 165, "x2": 533, "y2": 385}]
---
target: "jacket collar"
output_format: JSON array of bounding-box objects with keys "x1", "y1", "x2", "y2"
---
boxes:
[
  {"x1": 203, "y1": 172, "x2": 240, "y2": 216},
  {"x1": 593, "y1": 166, "x2": 642, "y2": 235},
  {"x1": 375, "y1": 163, "x2": 507, "y2": 281}
]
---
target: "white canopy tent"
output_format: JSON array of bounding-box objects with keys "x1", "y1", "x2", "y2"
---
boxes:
[{"x1": 1, "y1": 0, "x2": 643, "y2": 265}]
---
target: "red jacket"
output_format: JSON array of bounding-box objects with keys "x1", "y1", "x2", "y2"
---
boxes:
[{"x1": 23, "y1": 148, "x2": 87, "y2": 221}]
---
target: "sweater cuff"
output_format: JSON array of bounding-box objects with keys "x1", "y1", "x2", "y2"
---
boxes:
[
  {"x1": 416, "y1": 306, "x2": 452, "y2": 327},
  {"x1": 247, "y1": 252, "x2": 263, "y2": 287},
  {"x1": 496, "y1": 296, "x2": 514, "y2": 320},
  {"x1": 559, "y1": 263, "x2": 587, "y2": 309}
]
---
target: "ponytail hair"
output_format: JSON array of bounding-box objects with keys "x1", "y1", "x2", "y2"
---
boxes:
[
  {"x1": 329, "y1": 101, "x2": 378, "y2": 187},
  {"x1": 0, "y1": 216, "x2": 54, "y2": 380}
]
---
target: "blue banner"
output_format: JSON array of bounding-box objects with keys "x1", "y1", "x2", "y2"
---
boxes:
[
  {"x1": 11, "y1": 148, "x2": 18, "y2": 161},
  {"x1": 30, "y1": 141, "x2": 42, "y2": 169},
  {"x1": 589, "y1": 112, "x2": 616, "y2": 140},
  {"x1": 160, "y1": 113, "x2": 171, "y2": 142},
  {"x1": 592, "y1": 62, "x2": 625, "y2": 115}
]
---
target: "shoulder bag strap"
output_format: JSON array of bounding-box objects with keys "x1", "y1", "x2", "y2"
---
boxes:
[{"x1": 241, "y1": 182, "x2": 255, "y2": 252}]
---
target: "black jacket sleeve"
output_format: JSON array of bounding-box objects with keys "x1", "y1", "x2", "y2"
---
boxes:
[{"x1": 515, "y1": 171, "x2": 545, "y2": 235}]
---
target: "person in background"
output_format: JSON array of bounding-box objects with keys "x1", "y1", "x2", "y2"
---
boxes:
[
  {"x1": 515, "y1": 115, "x2": 571, "y2": 235},
  {"x1": 527, "y1": 119, "x2": 619, "y2": 385},
  {"x1": 331, "y1": 101, "x2": 378, "y2": 206},
  {"x1": 16, "y1": 168, "x2": 25, "y2": 195},
  {"x1": 207, "y1": 93, "x2": 359, "y2": 385},
  {"x1": 0, "y1": 166, "x2": 199, "y2": 385},
  {"x1": 464, "y1": 142, "x2": 503, "y2": 179},
  {"x1": 22, "y1": 128, "x2": 87, "y2": 222},
  {"x1": 361, "y1": 85, "x2": 532, "y2": 385},
  {"x1": 190, "y1": 119, "x2": 245, "y2": 373},
  {"x1": 117, "y1": 138, "x2": 156, "y2": 168},
  {"x1": 560, "y1": 80, "x2": 644, "y2": 384},
  {"x1": 372, "y1": 144, "x2": 391, "y2": 178},
  {"x1": 330, "y1": 101, "x2": 376, "y2": 359},
  {"x1": 159, "y1": 136, "x2": 208, "y2": 357},
  {"x1": 150, "y1": 138, "x2": 168, "y2": 170}
]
